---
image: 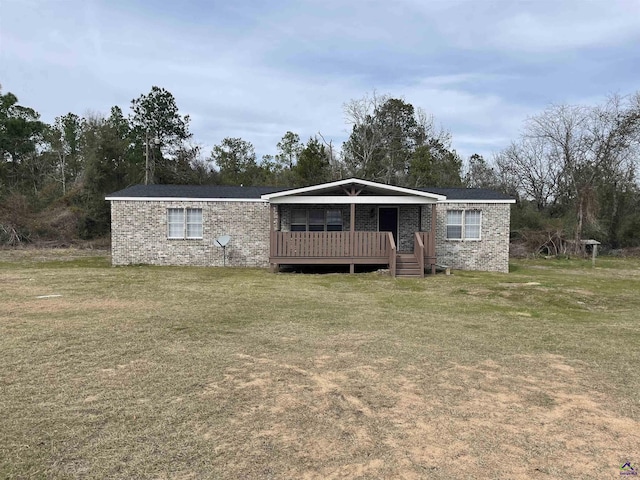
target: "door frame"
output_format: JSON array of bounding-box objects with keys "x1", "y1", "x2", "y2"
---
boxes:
[{"x1": 377, "y1": 206, "x2": 400, "y2": 245}]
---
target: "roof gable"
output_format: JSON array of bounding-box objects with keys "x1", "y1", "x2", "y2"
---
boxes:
[{"x1": 261, "y1": 178, "x2": 446, "y2": 202}]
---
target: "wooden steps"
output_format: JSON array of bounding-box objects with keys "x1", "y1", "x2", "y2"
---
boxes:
[{"x1": 396, "y1": 253, "x2": 423, "y2": 278}]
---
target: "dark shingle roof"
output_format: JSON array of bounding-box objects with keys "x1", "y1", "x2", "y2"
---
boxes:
[
  {"x1": 417, "y1": 187, "x2": 514, "y2": 201},
  {"x1": 106, "y1": 184, "x2": 292, "y2": 199},
  {"x1": 106, "y1": 184, "x2": 513, "y2": 201}
]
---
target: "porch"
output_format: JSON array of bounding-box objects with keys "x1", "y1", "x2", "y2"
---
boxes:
[
  {"x1": 261, "y1": 179, "x2": 444, "y2": 278},
  {"x1": 269, "y1": 230, "x2": 436, "y2": 277}
]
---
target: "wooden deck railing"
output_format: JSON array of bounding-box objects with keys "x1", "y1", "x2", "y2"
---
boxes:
[
  {"x1": 270, "y1": 231, "x2": 392, "y2": 263},
  {"x1": 417, "y1": 231, "x2": 436, "y2": 274},
  {"x1": 270, "y1": 230, "x2": 433, "y2": 276}
]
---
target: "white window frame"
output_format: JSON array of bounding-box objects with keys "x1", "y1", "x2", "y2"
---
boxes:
[
  {"x1": 167, "y1": 208, "x2": 185, "y2": 239},
  {"x1": 446, "y1": 209, "x2": 482, "y2": 241},
  {"x1": 167, "y1": 207, "x2": 203, "y2": 239},
  {"x1": 186, "y1": 208, "x2": 203, "y2": 239},
  {"x1": 463, "y1": 210, "x2": 482, "y2": 240}
]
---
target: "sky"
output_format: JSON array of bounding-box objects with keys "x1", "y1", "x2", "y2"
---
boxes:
[{"x1": 1, "y1": 0, "x2": 639, "y2": 162}]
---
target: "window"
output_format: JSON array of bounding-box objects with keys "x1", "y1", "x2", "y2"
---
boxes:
[
  {"x1": 326, "y1": 210, "x2": 343, "y2": 232},
  {"x1": 446, "y1": 210, "x2": 463, "y2": 239},
  {"x1": 167, "y1": 208, "x2": 203, "y2": 239},
  {"x1": 186, "y1": 208, "x2": 203, "y2": 239},
  {"x1": 308, "y1": 209, "x2": 325, "y2": 232},
  {"x1": 291, "y1": 209, "x2": 307, "y2": 232},
  {"x1": 446, "y1": 210, "x2": 481, "y2": 240},
  {"x1": 464, "y1": 210, "x2": 481, "y2": 239},
  {"x1": 168, "y1": 208, "x2": 185, "y2": 239},
  {"x1": 289, "y1": 208, "x2": 343, "y2": 232}
]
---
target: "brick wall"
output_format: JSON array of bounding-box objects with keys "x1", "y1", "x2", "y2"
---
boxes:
[
  {"x1": 110, "y1": 200, "x2": 271, "y2": 267},
  {"x1": 422, "y1": 203, "x2": 511, "y2": 273},
  {"x1": 110, "y1": 200, "x2": 511, "y2": 272}
]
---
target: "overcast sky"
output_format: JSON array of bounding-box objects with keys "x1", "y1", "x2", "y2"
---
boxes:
[{"x1": 1, "y1": 0, "x2": 639, "y2": 161}]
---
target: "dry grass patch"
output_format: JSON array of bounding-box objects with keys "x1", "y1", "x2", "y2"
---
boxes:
[{"x1": 1, "y1": 251, "x2": 639, "y2": 478}]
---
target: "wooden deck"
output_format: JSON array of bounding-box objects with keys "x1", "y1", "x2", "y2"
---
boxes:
[{"x1": 270, "y1": 231, "x2": 435, "y2": 277}]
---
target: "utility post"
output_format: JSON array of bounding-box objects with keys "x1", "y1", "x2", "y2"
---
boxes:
[
  {"x1": 144, "y1": 131, "x2": 160, "y2": 185},
  {"x1": 145, "y1": 130, "x2": 150, "y2": 185}
]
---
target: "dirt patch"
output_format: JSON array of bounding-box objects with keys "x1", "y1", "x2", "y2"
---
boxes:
[
  {"x1": 498, "y1": 281, "x2": 542, "y2": 287},
  {"x1": 195, "y1": 352, "x2": 638, "y2": 478}
]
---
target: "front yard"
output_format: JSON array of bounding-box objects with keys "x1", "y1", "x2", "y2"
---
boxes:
[{"x1": 1, "y1": 250, "x2": 639, "y2": 478}]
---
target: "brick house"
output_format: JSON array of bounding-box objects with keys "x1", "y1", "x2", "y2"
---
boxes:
[{"x1": 106, "y1": 178, "x2": 515, "y2": 277}]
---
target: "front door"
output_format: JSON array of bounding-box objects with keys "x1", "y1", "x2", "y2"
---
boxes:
[{"x1": 378, "y1": 207, "x2": 398, "y2": 245}]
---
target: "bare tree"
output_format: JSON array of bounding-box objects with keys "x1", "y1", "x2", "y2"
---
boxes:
[
  {"x1": 500, "y1": 94, "x2": 640, "y2": 251},
  {"x1": 341, "y1": 91, "x2": 389, "y2": 179},
  {"x1": 414, "y1": 107, "x2": 451, "y2": 148},
  {"x1": 494, "y1": 137, "x2": 562, "y2": 210},
  {"x1": 317, "y1": 131, "x2": 344, "y2": 180}
]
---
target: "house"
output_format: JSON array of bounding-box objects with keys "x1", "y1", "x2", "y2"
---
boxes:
[{"x1": 105, "y1": 178, "x2": 515, "y2": 276}]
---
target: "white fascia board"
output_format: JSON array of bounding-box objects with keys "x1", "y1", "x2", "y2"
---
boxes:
[
  {"x1": 268, "y1": 195, "x2": 438, "y2": 205},
  {"x1": 261, "y1": 178, "x2": 364, "y2": 199},
  {"x1": 261, "y1": 177, "x2": 446, "y2": 201},
  {"x1": 105, "y1": 196, "x2": 266, "y2": 202},
  {"x1": 441, "y1": 199, "x2": 516, "y2": 204}
]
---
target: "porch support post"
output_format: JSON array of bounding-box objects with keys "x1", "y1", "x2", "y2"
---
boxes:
[
  {"x1": 431, "y1": 204, "x2": 437, "y2": 275},
  {"x1": 350, "y1": 199, "x2": 356, "y2": 274},
  {"x1": 269, "y1": 204, "x2": 274, "y2": 233},
  {"x1": 431, "y1": 203, "x2": 437, "y2": 234},
  {"x1": 269, "y1": 204, "x2": 277, "y2": 273}
]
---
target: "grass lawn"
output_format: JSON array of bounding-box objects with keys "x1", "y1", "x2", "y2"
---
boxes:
[{"x1": 1, "y1": 249, "x2": 639, "y2": 479}]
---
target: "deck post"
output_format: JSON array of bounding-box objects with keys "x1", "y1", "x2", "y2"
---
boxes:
[
  {"x1": 269, "y1": 204, "x2": 276, "y2": 273},
  {"x1": 350, "y1": 200, "x2": 356, "y2": 273},
  {"x1": 431, "y1": 204, "x2": 437, "y2": 274},
  {"x1": 269, "y1": 204, "x2": 274, "y2": 232}
]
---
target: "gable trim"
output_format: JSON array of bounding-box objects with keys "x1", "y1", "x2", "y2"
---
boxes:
[{"x1": 261, "y1": 177, "x2": 447, "y2": 201}]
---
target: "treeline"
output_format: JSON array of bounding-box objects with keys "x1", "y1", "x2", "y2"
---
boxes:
[
  {"x1": 1, "y1": 85, "x2": 640, "y2": 252},
  {"x1": 495, "y1": 94, "x2": 640, "y2": 252}
]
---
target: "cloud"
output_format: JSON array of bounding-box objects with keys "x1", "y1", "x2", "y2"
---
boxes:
[
  {"x1": 1, "y1": 0, "x2": 638, "y2": 166},
  {"x1": 420, "y1": 0, "x2": 640, "y2": 53}
]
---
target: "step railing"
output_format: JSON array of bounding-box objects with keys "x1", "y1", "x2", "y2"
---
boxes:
[
  {"x1": 414, "y1": 232, "x2": 425, "y2": 278},
  {"x1": 388, "y1": 232, "x2": 396, "y2": 278},
  {"x1": 417, "y1": 231, "x2": 436, "y2": 274}
]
